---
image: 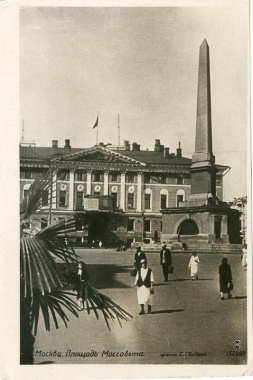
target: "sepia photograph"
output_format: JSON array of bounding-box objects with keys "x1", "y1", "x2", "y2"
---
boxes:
[{"x1": 0, "y1": 0, "x2": 251, "y2": 378}]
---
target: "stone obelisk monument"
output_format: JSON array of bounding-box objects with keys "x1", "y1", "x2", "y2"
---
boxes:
[
  {"x1": 160, "y1": 40, "x2": 241, "y2": 250},
  {"x1": 188, "y1": 39, "x2": 218, "y2": 205}
]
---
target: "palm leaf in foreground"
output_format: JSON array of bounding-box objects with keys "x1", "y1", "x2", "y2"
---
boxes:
[
  {"x1": 20, "y1": 169, "x2": 133, "y2": 364},
  {"x1": 83, "y1": 285, "x2": 133, "y2": 332},
  {"x1": 29, "y1": 286, "x2": 133, "y2": 335}
]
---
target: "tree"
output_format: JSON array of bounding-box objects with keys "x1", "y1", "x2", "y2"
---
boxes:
[{"x1": 20, "y1": 170, "x2": 132, "y2": 364}]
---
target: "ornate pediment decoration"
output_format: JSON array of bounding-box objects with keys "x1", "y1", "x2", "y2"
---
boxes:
[{"x1": 51, "y1": 146, "x2": 145, "y2": 166}]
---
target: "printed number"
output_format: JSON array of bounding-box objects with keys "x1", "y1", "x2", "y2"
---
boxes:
[{"x1": 226, "y1": 351, "x2": 246, "y2": 356}]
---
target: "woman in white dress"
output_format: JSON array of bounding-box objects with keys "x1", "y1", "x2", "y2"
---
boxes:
[
  {"x1": 188, "y1": 252, "x2": 200, "y2": 280},
  {"x1": 134, "y1": 259, "x2": 154, "y2": 315}
]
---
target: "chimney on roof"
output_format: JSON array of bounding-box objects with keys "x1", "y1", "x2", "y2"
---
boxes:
[
  {"x1": 132, "y1": 142, "x2": 140, "y2": 151},
  {"x1": 164, "y1": 147, "x2": 170, "y2": 158},
  {"x1": 124, "y1": 140, "x2": 130, "y2": 150},
  {"x1": 154, "y1": 139, "x2": 160, "y2": 151},
  {"x1": 154, "y1": 139, "x2": 164, "y2": 152},
  {"x1": 52, "y1": 140, "x2": 58, "y2": 148},
  {"x1": 176, "y1": 142, "x2": 182, "y2": 157},
  {"x1": 64, "y1": 139, "x2": 71, "y2": 149}
]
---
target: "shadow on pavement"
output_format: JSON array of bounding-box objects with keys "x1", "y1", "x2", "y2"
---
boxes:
[
  {"x1": 151, "y1": 309, "x2": 184, "y2": 315},
  {"x1": 233, "y1": 296, "x2": 247, "y2": 300},
  {"x1": 173, "y1": 278, "x2": 214, "y2": 282},
  {"x1": 59, "y1": 263, "x2": 134, "y2": 289},
  {"x1": 155, "y1": 279, "x2": 214, "y2": 285},
  {"x1": 37, "y1": 361, "x2": 55, "y2": 364}
]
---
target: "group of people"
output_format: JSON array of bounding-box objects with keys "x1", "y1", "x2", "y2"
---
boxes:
[
  {"x1": 132, "y1": 242, "x2": 238, "y2": 315},
  {"x1": 133, "y1": 243, "x2": 173, "y2": 315},
  {"x1": 73, "y1": 241, "x2": 244, "y2": 315}
]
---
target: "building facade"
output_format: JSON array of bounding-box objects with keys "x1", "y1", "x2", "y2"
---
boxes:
[
  {"x1": 20, "y1": 138, "x2": 227, "y2": 247},
  {"x1": 229, "y1": 196, "x2": 247, "y2": 245}
]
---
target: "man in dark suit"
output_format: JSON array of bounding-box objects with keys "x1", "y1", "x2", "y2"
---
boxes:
[
  {"x1": 160, "y1": 242, "x2": 172, "y2": 282},
  {"x1": 134, "y1": 246, "x2": 147, "y2": 271}
]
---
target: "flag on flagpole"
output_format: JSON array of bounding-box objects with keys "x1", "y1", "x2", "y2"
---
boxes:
[{"x1": 92, "y1": 116, "x2": 98, "y2": 129}]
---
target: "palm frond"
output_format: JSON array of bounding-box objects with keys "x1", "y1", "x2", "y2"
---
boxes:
[
  {"x1": 21, "y1": 236, "x2": 67, "y2": 297},
  {"x1": 20, "y1": 169, "x2": 56, "y2": 222},
  {"x1": 20, "y1": 168, "x2": 133, "y2": 336},
  {"x1": 85, "y1": 285, "x2": 133, "y2": 331},
  {"x1": 29, "y1": 289, "x2": 79, "y2": 335}
]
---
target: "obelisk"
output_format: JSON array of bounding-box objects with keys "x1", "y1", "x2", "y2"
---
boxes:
[{"x1": 189, "y1": 40, "x2": 217, "y2": 202}]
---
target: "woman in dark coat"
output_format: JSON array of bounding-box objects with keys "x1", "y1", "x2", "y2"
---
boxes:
[
  {"x1": 219, "y1": 257, "x2": 233, "y2": 300},
  {"x1": 74, "y1": 261, "x2": 89, "y2": 310}
]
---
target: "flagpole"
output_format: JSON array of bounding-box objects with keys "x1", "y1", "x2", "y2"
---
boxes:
[
  {"x1": 96, "y1": 111, "x2": 99, "y2": 145},
  {"x1": 118, "y1": 113, "x2": 120, "y2": 147}
]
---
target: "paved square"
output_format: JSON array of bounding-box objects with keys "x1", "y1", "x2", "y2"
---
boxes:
[{"x1": 33, "y1": 249, "x2": 247, "y2": 365}]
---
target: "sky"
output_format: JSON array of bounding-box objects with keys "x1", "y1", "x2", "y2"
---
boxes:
[{"x1": 19, "y1": 5, "x2": 249, "y2": 201}]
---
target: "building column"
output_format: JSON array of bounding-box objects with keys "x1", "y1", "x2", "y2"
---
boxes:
[
  {"x1": 68, "y1": 170, "x2": 75, "y2": 210},
  {"x1": 87, "y1": 171, "x2": 92, "y2": 195},
  {"x1": 137, "y1": 172, "x2": 143, "y2": 212},
  {"x1": 52, "y1": 171, "x2": 57, "y2": 209},
  {"x1": 120, "y1": 172, "x2": 126, "y2": 210},
  {"x1": 104, "y1": 172, "x2": 109, "y2": 195}
]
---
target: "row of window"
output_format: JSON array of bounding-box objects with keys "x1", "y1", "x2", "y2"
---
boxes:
[
  {"x1": 125, "y1": 219, "x2": 161, "y2": 232},
  {"x1": 21, "y1": 170, "x2": 190, "y2": 184},
  {"x1": 24, "y1": 189, "x2": 184, "y2": 209}
]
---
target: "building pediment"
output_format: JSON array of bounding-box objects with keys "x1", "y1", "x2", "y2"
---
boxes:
[{"x1": 52, "y1": 146, "x2": 145, "y2": 166}]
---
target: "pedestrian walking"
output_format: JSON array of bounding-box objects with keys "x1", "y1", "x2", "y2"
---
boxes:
[
  {"x1": 160, "y1": 242, "x2": 172, "y2": 282},
  {"x1": 134, "y1": 246, "x2": 147, "y2": 271},
  {"x1": 134, "y1": 258, "x2": 154, "y2": 315},
  {"x1": 74, "y1": 261, "x2": 90, "y2": 310},
  {"x1": 219, "y1": 257, "x2": 233, "y2": 300},
  {"x1": 99, "y1": 240, "x2": 103, "y2": 249},
  {"x1": 241, "y1": 244, "x2": 247, "y2": 270},
  {"x1": 188, "y1": 252, "x2": 200, "y2": 280}
]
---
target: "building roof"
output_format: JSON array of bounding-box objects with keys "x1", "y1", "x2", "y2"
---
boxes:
[
  {"x1": 20, "y1": 145, "x2": 228, "y2": 173},
  {"x1": 116, "y1": 149, "x2": 192, "y2": 165},
  {"x1": 20, "y1": 146, "x2": 83, "y2": 159}
]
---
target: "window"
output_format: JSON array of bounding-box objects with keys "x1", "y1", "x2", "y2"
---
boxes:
[
  {"x1": 111, "y1": 193, "x2": 118, "y2": 208},
  {"x1": 161, "y1": 194, "x2": 167, "y2": 209},
  {"x1": 160, "y1": 221, "x2": 163, "y2": 232},
  {"x1": 25, "y1": 171, "x2": 31, "y2": 179},
  {"x1": 176, "y1": 190, "x2": 185, "y2": 207},
  {"x1": 126, "y1": 174, "x2": 135, "y2": 183},
  {"x1": 177, "y1": 176, "x2": 184, "y2": 184},
  {"x1": 57, "y1": 170, "x2": 69, "y2": 181},
  {"x1": 111, "y1": 219, "x2": 118, "y2": 230},
  {"x1": 144, "y1": 194, "x2": 151, "y2": 209},
  {"x1": 24, "y1": 190, "x2": 29, "y2": 198},
  {"x1": 144, "y1": 174, "x2": 151, "y2": 183},
  {"x1": 161, "y1": 175, "x2": 166, "y2": 184},
  {"x1": 76, "y1": 192, "x2": 83, "y2": 207},
  {"x1": 214, "y1": 220, "x2": 221, "y2": 239},
  {"x1": 177, "y1": 195, "x2": 184, "y2": 207},
  {"x1": 41, "y1": 220, "x2": 47, "y2": 229},
  {"x1": 127, "y1": 219, "x2": 135, "y2": 231},
  {"x1": 144, "y1": 220, "x2": 151, "y2": 232},
  {"x1": 127, "y1": 193, "x2": 134, "y2": 209},
  {"x1": 94, "y1": 192, "x2": 100, "y2": 196},
  {"x1": 93, "y1": 172, "x2": 101, "y2": 182},
  {"x1": 42, "y1": 190, "x2": 48, "y2": 206},
  {"x1": 59, "y1": 191, "x2": 67, "y2": 207},
  {"x1": 111, "y1": 173, "x2": 118, "y2": 182},
  {"x1": 75, "y1": 171, "x2": 86, "y2": 181}
]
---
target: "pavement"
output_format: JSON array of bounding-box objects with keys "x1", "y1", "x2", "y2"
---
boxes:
[{"x1": 33, "y1": 249, "x2": 247, "y2": 365}]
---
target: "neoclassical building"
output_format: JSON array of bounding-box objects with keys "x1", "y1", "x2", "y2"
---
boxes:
[{"x1": 20, "y1": 138, "x2": 227, "y2": 247}]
